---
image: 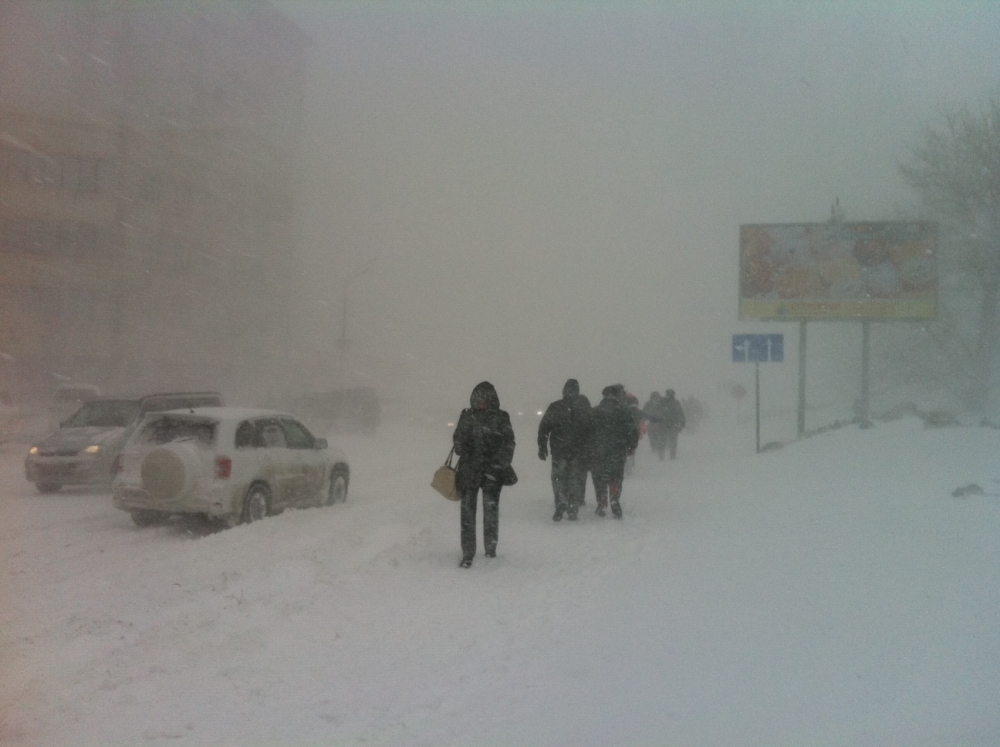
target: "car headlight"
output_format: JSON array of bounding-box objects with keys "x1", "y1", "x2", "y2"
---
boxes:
[
  {"x1": 84, "y1": 444, "x2": 100, "y2": 454},
  {"x1": 29, "y1": 446, "x2": 38, "y2": 455}
]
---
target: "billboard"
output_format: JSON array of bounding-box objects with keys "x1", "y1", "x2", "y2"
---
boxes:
[{"x1": 739, "y1": 222, "x2": 938, "y2": 321}]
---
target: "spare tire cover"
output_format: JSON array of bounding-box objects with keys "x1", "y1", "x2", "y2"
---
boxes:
[{"x1": 141, "y1": 443, "x2": 201, "y2": 502}]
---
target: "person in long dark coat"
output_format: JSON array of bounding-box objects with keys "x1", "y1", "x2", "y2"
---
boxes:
[
  {"x1": 537, "y1": 378, "x2": 592, "y2": 521},
  {"x1": 589, "y1": 384, "x2": 639, "y2": 518},
  {"x1": 661, "y1": 389, "x2": 686, "y2": 459},
  {"x1": 453, "y1": 381, "x2": 516, "y2": 568},
  {"x1": 644, "y1": 391, "x2": 668, "y2": 460}
]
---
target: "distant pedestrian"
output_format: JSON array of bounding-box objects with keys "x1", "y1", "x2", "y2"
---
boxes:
[
  {"x1": 624, "y1": 391, "x2": 644, "y2": 476},
  {"x1": 589, "y1": 384, "x2": 639, "y2": 518},
  {"x1": 452, "y1": 381, "x2": 516, "y2": 568},
  {"x1": 644, "y1": 391, "x2": 668, "y2": 460},
  {"x1": 538, "y1": 379, "x2": 592, "y2": 521},
  {"x1": 661, "y1": 389, "x2": 686, "y2": 459}
]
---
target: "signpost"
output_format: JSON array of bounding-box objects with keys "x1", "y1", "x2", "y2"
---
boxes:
[{"x1": 733, "y1": 333, "x2": 784, "y2": 453}]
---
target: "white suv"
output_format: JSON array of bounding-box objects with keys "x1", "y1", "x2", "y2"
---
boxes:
[{"x1": 112, "y1": 407, "x2": 350, "y2": 528}]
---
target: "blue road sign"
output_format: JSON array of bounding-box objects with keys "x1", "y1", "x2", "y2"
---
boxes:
[{"x1": 732, "y1": 334, "x2": 784, "y2": 363}]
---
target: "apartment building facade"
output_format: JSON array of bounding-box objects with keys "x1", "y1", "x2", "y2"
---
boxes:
[{"x1": 0, "y1": 0, "x2": 307, "y2": 399}]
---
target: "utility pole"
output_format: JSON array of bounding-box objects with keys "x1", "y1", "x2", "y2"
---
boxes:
[{"x1": 335, "y1": 260, "x2": 375, "y2": 386}]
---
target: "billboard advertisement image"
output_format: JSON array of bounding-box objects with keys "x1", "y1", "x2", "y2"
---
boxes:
[{"x1": 739, "y1": 222, "x2": 937, "y2": 320}]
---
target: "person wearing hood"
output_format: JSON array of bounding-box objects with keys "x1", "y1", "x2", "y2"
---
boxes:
[
  {"x1": 537, "y1": 378, "x2": 592, "y2": 521},
  {"x1": 452, "y1": 381, "x2": 516, "y2": 568},
  {"x1": 589, "y1": 384, "x2": 639, "y2": 518}
]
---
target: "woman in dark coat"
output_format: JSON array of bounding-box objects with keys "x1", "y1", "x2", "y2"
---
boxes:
[{"x1": 452, "y1": 381, "x2": 516, "y2": 568}]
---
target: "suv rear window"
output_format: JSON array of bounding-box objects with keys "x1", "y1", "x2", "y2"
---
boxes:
[{"x1": 136, "y1": 416, "x2": 216, "y2": 447}]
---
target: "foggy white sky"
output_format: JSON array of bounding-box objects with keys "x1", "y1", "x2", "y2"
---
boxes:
[{"x1": 278, "y1": 1, "x2": 1000, "y2": 413}]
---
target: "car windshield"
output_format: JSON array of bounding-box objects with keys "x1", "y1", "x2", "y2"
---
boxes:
[
  {"x1": 136, "y1": 416, "x2": 216, "y2": 447},
  {"x1": 54, "y1": 387, "x2": 98, "y2": 403},
  {"x1": 141, "y1": 394, "x2": 222, "y2": 412},
  {"x1": 63, "y1": 400, "x2": 140, "y2": 428}
]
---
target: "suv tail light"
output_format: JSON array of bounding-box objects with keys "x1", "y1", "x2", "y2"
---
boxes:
[{"x1": 215, "y1": 456, "x2": 232, "y2": 480}]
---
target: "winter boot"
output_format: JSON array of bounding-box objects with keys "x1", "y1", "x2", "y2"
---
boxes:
[
  {"x1": 567, "y1": 508, "x2": 578, "y2": 521},
  {"x1": 611, "y1": 502, "x2": 623, "y2": 519},
  {"x1": 459, "y1": 557, "x2": 473, "y2": 568},
  {"x1": 485, "y1": 548, "x2": 496, "y2": 558},
  {"x1": 595, "y1": 505, "x2": 607, "y2": 517},
  {"x1": 553, "y1": 507, "x2": 564, "y2": 521}
]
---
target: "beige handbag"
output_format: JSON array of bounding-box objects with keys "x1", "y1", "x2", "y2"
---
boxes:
[{"x1": 431, "y1": 448, "x2": 459, "y2": 500}]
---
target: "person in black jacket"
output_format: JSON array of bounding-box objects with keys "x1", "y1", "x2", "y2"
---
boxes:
[
  {"x1": 453, "y1": 381, "x2": 516, "y2": 568},
  {"x1": 538, "y1": 378, "x2": 592, "y2": 522},
  {"x1": 589, "y1": 384, "x2": 640, "y2": 518}
]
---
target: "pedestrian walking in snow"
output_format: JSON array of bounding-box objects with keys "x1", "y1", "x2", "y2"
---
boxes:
[
  {"x1": 452, "y1": 381, "x2": 516, "y2": 568},
  {"x1": 538, "y1": 378, "x2": 592, "y2": 521},
  {"x1": 589, "y1": 384, "x2": 639, "y2": 518},
  {"x1": 644, "y1": 391, "x2": 668, "y2": 459},
  {"x1": 661, "y1": 389, "x2": 686, "y2": 459},
  {"x1": 624, "y1": 391, "x2": 644, "y2": 476}
]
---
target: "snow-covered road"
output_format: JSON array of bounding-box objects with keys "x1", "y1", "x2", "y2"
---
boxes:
[{"x1": 1, "y1": 416, "x2": 997, "y2": 746}]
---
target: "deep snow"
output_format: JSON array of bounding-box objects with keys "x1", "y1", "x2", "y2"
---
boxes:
[{"x1": 1, "y1": 414, "x2": 997, "y2": 746}]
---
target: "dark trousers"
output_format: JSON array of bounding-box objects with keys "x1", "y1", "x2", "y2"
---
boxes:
[
  {"x1": 665, "y1": 429, "x2": 680, "y2": 459},
  {"x1": 592, "y1": 457, "x2": 626, "y2": 509},
  {"x1": 460, "y1": 482, "x2": 500, "y2": 560},
  {"x1": 551, "y1": 457, "x2": 587, "y2": 510}
]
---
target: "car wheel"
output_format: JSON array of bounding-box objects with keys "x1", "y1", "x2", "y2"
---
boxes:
[
  {"x1": 131, "y1": 509, "x2": 169, "y2": 527},
  {"x1": 326, "y1": 469, "x2": 348, "y2": 505},
  {"x1": 242, "y1": 483, "x2": 270, "y2": 524},
  {"x1": 35, "y1": 481, "x2": 62, "y2": 494}
]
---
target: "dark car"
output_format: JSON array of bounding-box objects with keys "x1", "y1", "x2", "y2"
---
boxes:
[{"x1": 24, "y1": 391, "x2": 223, "y2": 493}]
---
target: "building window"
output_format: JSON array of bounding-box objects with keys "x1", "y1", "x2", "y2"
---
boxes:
[
  {"x1": 96, "y1": 159, "x2": 117, "y2": 193},
  {"x1": 13, "y1": 286, "x2": 100, "y2": 324},
  {"x1": 0, "y1": 146, "x2": 30, "y2": 182},
  {"x1": 29, "y1": 152, "x2": 60, "y2": 186},
  {"x1": 0, "y1": 218, "x2": 108, "y2": 258},
  {"x1": 137, "y1": 169, "x2": 164, "y2": 202},
  {"x1": 0, "y1": 146, "x2": 113, "y2": 194}
]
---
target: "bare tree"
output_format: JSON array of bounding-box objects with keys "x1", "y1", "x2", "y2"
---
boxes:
[{"x1": 901, "y1": 96, "x2": 1000, "y2": 412}]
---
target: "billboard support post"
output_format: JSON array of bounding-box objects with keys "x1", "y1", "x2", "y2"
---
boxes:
[
  {"x1": 755, "y1": 361, "x2": 761, "y2": 453},
  {"x1": 797, "y1": 320, "x2": 807, "y2": 439},
  {"x1": 860, "y1": 321, "x2": 871, "y2": 425}
]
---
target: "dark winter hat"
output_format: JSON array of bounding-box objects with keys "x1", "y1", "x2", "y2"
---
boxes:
[
  {"x1": 601, "y1": 385, "x2": 618, "y2": 398},
  {"x1": 665, "y1": 389, "x2": 675, "y2": 398},
  {"x1": 563, "y1": 379, "x2": 580, "y2": 398},
  {"x1": 470, "y1": 381, "x2": 500, "y2": 410}
]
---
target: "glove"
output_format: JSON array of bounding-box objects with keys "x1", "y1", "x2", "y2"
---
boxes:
[{"x1": 538, "y1": 446, "x2": 548, "y2": 461}]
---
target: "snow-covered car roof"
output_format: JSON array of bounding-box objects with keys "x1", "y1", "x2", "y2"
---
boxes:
[{"x1": 148, "y1": 407, "x2": 298, "y2": 421}]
